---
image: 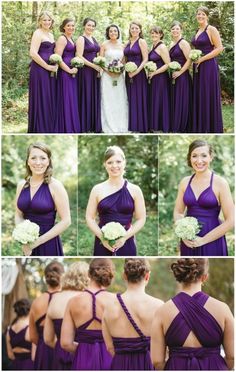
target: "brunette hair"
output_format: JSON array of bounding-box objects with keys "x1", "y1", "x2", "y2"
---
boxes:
[
  {"x1": 37, "y1": 11, "x2": 54, "y2": 29},
  {"x1": 150, "y1": 26, "x2": 164, "y2": 40},
  {"x1": 105, "y1": 24, "x2": 120, "y2": 40},
  {"x1": 187, "y1": 140, "x2": 213, "y2": 167},
  {"x1": 104, "y1": 146, "x2": 125, "y2": 162},
  {"x1": 59, "y1": 18, "x2": 75, "y2": 33},
  {"x1": 170, "y1": 20, "x2": 183, "y2": 30},
  {"x1": 44, "y1": 261, "x2": 64, "y2": 288},
  {"x1": 61, "y1": 262, "x2": 89, "y2": 291},
  {"x1": 124, "y1": 258, "x2": 150, "y2": 283},
  {"x1": 12, "y1": 299, "x2": 31, "y2": 325},
  {"x1": 89, "y1": 258, "x2": 115, "y2": 287},
  {"x1": 196, "y1": 6, "x2": 210, "y2": 16},
  {"x1": 129, "y1": 21, "x2": 144, "y2": 39},
  {"x1": 25, "y1": 142, "x2": 53, "y2": 185},
  {"x1": 171, "y1": 258, "x2": 209, "y2": 283},
  {"x1": 83, "y1": 17, "x2": 96, "y2": 27}
]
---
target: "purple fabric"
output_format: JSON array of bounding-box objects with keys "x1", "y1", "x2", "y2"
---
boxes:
[
  {"x1": 17, "y1": 183, "x2": 64, "y2": 256},
  {"x1": 52, "y1": 318, "x2": 73, "y2": 370},
  {"x1": 124, "y1": 39, "x2": 148, "y2": 132},
  {"x1": 169, "y1": 39, "x2": 192, "y2": 132},
  {"x1": 28, "y1": 41, "x2": 56, "y2": 133},
  {"x1": 77, "y1": 36, "x2": 101, "y2": 132},
  {"x1": 8, "y1": 326, "x2": 34, "y2": 370},
  {"x1": 93, "y1": 180, "x2": 136, "y2": 256},
  {"x1": 55, "y1": 36, "x2": 81, "y2": 133},
  {"x1": 72, "y1": 289, "x2": 112, "y2": 370},
  {"x1": 180, "y1": 172, "x2": 228, "y2": 256},
  {"x1": 148, "y1": 43, "x2": 170, "y2": 132},
  {"x1": 164, "y1": 292, "x2": 228, "y2": 370},
  {"x1": 111, "y1": 293, "x2": 154, "y2": 370},
  {"x1": 192, "y1": 27, "x2": 223, "y2": 133}
]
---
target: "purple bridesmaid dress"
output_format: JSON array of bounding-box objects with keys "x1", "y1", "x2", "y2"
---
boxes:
[
  {"x1": 111, "y1": 294, "x2": 154, "y2": 370},
  {"x1": 52, "y1": 318, "x2": 73, "y2": 370},
  {"x1": 192, "y1": 26, "x2": 223, "y2": 133},
  {"x1": 165, "y1": 291, "x2": 228, "y2": 370},
  {"x1": 72, "y1": 289, "x2": 112, "y2": 370},
  {"x1": 17, "y1": 182, "x2": 64, "y2": 256},
  {"x1": 148, "y1": 42, "x2": 170, "y2": 132},
  {"x1": 77, "y1": 36, "x2": 101, "y2": 132},
  {"x1": 124, "y1": 39, "x2": 148, "y2": 132},
  {"x1": 8, "y1": 326, "x2": 34, "y2": 370},
  {"x1": 28, "y1": 41, "x2": 56, "y2": 133},
  {"x1": 93, "y1": 180, "x2": 137, "y2": 256},
  {"x1": 180, "y1": 172, "x2": 228, "y2": 256},
  {"x1": 169, "y1": 39, "x2": 192, "y2": 132},
  {"x1": 34, "y1": 292, "x2": 58, "y2": 370},
  {"x1": 55, "y1": 36, "x2": 81, "y2": 133}
]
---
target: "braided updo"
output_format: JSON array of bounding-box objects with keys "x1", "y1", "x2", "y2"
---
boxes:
[
  {"x1": 44, "y1": 261, "x2": 64, "y2": 288},
  {"x1": 171, "y1": 258, "x2": 208, "y2": 283},
  {"x1": 89, "y1": 258, "x2": 115, "y2": 287},
  {"x1": 124, "y1": 258, "x2": 150, "y2": 283}
]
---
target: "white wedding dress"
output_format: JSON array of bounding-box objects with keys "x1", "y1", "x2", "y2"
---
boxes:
[{"x1": 101, "y1": 48, "x2": 128, "y2": 133}]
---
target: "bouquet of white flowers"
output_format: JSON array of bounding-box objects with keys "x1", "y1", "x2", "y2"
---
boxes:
[
  {"x1": 168, "y1": 61, "x2": 181, "y2": 85},
  {"x1": 175, "y1": 217, "x2": 201, "y2": 241},
  {"x1": 144, "y1": 61, "x2": 157, "y2": 84},
  {"x1": 49, "y1": 54, "x2": 62, "y2": 77},
  {"x1": 70, "y1": 57, "x2": 84, "y2": 77},
  {"x1": 12, "y1": 220, "x2": 40, "y2": 244},
  {"x1": 189, "y1": 49, "x2": 202, "y2": 73},
  {"x1": 101, "y1": 222, "x2": 126, "y2": 247},
  {"x1": 93, "y1": 56, "x2": 106, "y2": 68},
  {"x1": 125, "y1": 62, "x2": 138, "y2": 83},
  {"x1": 107, "y1": 59, "x2": 124, "y2": 86}
]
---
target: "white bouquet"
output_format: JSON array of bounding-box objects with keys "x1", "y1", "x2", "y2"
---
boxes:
[
  {"x1": 189, "y1": 49, "x2": 202, "y2": 73},
  {"x1": 101, "y1": 222, "x2": 126, "y2": 246},
  {"x1": 49, "y1": 53, "x2": 62, "y2": 77},
  {"x1": 12, "y1": 220, "x2": 40, "y2": 244},
  {"x1": 125, "y1": 62, "x2": 138, "y2": 83},
  {"x1": 144, "y1": 61, "x2": 157, "y2": 84},
  {"x1": 168, "y1": 61, "x2": 181, "y2": 85},
  {"x1": 93, "y1": 56, "x2": 106, "y2": 68},
  {"x1": 70, "y1": 57, "x2": 84, "y2": 77},
  {"x1": 175, "y1": 217, "x2": 201, "y2": 241}
]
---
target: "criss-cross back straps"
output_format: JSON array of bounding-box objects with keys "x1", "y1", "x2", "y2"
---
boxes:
[
  {"x1": 117, "y1": 293, "x2": 145, "y2": 338},
  {"x1": 84, "y1": 289, "x2": 106, "y2": 322}
]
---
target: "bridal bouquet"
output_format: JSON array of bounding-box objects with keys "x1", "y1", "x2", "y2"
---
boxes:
[
  {"x1": 70, "y1": 57, "x2": 84, "y2": 77},
  {"x1": 12, "y1": 220, "x2": 40, "y2": 244},
  {"x1": 189, "y1": 49, "x2": 202, "y2": 73},
  {"x1": 168, "y1": 61, "x2": 181, "y2": 85},
  {"x1": 107, "y1": 59, "x2": 124, "y2": 86},
  {"x1": 49, "y1": 54, "x2": 62, "y2": 77},
  {"x1": 144, "y1": 61, "x2": 157, "y2": 84},
  {"x1": 101, "y1": 222, "x2": 126, "y2": 248},
  {"x1": 125, "y1": 62, "x2": 138, "y2": 83},
  {"x1": 174, "y1": 217, "x2": 201, "y2": 241},
  {"x1": 93, "y1": 56, "x2": 106, "y2": 68}
]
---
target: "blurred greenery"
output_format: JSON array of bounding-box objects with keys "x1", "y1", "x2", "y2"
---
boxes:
[
  {"x1": 158, "y1": 135, "x2": 235, "y2": 256},
  {"x1": 2, "y1": 135, "x2": 78, "y2": 256},
  {"x1": 2, "y1": 1, "x2": 234, "y2": 132},
  {"x1": 2, "y1": 257, "x2": 234, "y2": 313},
  {"x1": 78, "y1": 135, "x2": 158, "y2": 255}
]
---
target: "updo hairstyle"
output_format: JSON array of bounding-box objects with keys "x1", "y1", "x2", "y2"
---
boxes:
[
  {"x1": 196, "y1": 6, "x2": 210, "y2": 16},
  {"x1": 104, "y1": 146, "x2": 125, "y2": 162},
  {"x1": 44, "y1": 261, "x2": 64, "y2": 288},
  {"x1": 105, "y1": 24, "x2": 120, "y2": 40},
  {"x1": 89, "y1": 258, "x2": 115, "y2": 287},
  {"x1": 61, "y1": 261, "x2": 89, "y2": 291},
  {"x1": 124, "y1": 258, "x2": 150, "y2": 283},
  {"x1": 187, "y1": 139, "x2": 213, "y2": 167},
  {"x1": 171, "y1": 258, "x2": 209, "y2": 283},
  {"x1": 12, "y1": 298, "x2": 31, "y2": 325},
  {"x1": 59, "y1": 18, "x2": 75, "y2": 33},
  {"x1": 83, "y1": 18, "x2": 96, "y2": 27}
]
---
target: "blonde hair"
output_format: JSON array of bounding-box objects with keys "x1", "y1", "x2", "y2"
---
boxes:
[
  {"x1": 61, "y1": 262, "x2": 89, "y2": 291},
  {"x1": 38, "y1": 11, "x2": 54, "y2": 29}
]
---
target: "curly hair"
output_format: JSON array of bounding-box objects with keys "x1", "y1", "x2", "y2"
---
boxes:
[
  {"x1": 89, "y1": 258, "x2": 114, "y2": 287},
  {"x1": 44, "y1": 261, "x2": 64, "y2": 288},
  {"x1": 12, "y1": 299, "x2": 31, "y2": 325},
  {"x1": 61, "y1": 262, "x2": 89, "y2": 291},
  {"x1": 124, "y1": 258, "x2": 150, "y2": 283},
  {"x1": 171, "y1": 258, "x2": 209, "y2": 283}
]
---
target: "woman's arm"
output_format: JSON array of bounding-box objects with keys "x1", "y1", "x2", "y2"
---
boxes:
[
  {"x1": 55, "y1": 35, "x2": 78, "y2": 75},
  {"x1": 25, "y1": 326, "x2": 36, "y2": 360},
  {"x1": 197, "y1": 26, "x2": 224, "y2": 65},
  {"x1": 128, "y1": 38, "x2": 148, "y2": 78},
  {"x1": 172, "y1": 40, "x2": 191, "y2": 79},
  {"x1": 102, "y1": 314, "x2": 115, "y2": 357},
  {"x1": 29, "y1": 308, "x2": 39, "y2": 345},
  {"x1": 15, "y1": 181, "x2": 25, "y2": 225},
  {"x1": 6, "y1": 330, "x2": 15, "y2": 360},
  {"x1": 149, "y1": 44, "x2": 170, "y2": 79},
  {"x1": 30, "y1": 30, "x2": 57, "y2": 73},
  {"x1": 44, "y1": 313, "x2": 57, "y2": 348},
  {"x1": 151, "y1": 307, "x2": 166, "y2": 370},
  {"x1": 223, "y1": 304, "x2": 234, "y2": 370},
  {"x1": 76, "y1": 36, "x2": 100, "y2": 72},
  {"x1": 60, "y1": 301, "x2": 78, "y2": 353},
  {"x1": 173, "y1": 179, "x2": 187, "y2": 222}
]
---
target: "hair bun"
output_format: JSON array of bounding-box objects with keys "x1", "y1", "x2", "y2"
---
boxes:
[
  {"x1": 124, "y1": 258, "x2": 150, "y2": 283},
  {"x1": 171, "y1": 258, "x2": 208, "y2": 283}
]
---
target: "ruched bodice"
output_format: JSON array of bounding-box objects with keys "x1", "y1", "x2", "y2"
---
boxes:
[
  {"x1": 169, "y1": 38, "x2": 187, "y2": 67},
  {"x1": 124, "y1": 39, "x2": 142, "y2": 66},
  {"x1": 35, "y1": 41, "x2": 55, "y2": 63},
  {"x1": 191, "y1": 28, "x2": 214, "y2": 55},
  {"x1": 149, "y1": 43, "x2": 165, "y2": 69},
  {"x1": 83, "y1": 36, "x2": 100, "y2": 62},
  {"x1": 61, "y1": 37, "x2": 76, "y2": 66}
]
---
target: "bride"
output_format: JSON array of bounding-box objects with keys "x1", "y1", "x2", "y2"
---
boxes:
[{"x1": 100, "y1": 25, "x2": 128, "y2": 133}]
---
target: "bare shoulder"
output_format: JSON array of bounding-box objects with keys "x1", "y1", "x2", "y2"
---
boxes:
[
  {"x1": 32, "y1": 292, "x2": 49, "y2": 309},
  {"x1": 179, "y1": 176, "x2": 191, "y2": 189},
  {"x1": 180, "y1": 39, "x2": 190, "y2": 48},
  {"x1": 159, "y1": 43, "x2": 167, "y2": 51},
  {"x1": 127, "y1": 181, "x2": 142, "y2": 194},
  {"x1": 77, "y1": 35, "x2": 84, "y2": 42},
  {"x1": 17, "y1": 179, "x2": 26, "y2": 191},
  {"x1": 57, "y1": 34, "x2": 67, "y2": 43},
  {"x1": 214, "y1": 174, "x2": 229, "y2": 187},
  {"x1": 91, "y1": 181, "x2": 107, "y2": 193},
  {"x1": 49, "y1": 178, "x2": 66, "y2": 191},
  {"x1": 147, "y1": 294, "x2": 164, "y2": 308},
  {"x1": 139, "y1": 38, "x2": 147, "y2": 46},
  {"x1": 101, "y1": 40, "x2": 109, "y2": 47},
  {"x1": 208, "y1": 295, "x2": 230, "y2": 310},
  {"x1": 208, "y1": 25, "x2": 219, "y2": 34}
]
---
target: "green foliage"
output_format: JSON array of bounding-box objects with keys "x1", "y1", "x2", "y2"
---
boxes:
[{"x1": 158, "y1": 135, "x2": 235, "y2": 256}]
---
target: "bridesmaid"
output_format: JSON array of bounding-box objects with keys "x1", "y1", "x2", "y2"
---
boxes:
[
  {"x1": 169, "y1": 21, "x2": 192, "y2": 132},
  {"x1": 61, "y1": 258, "x2": 114, "y2": 370},
  {"x1": 174, "y1": 139, "x2": 234, "y2": 256},
  {"x1": 15, "y1": 143, "x2": 71, "y2": 256},
  {"x1": 76, "y1": 18, "x2": 101, "y2": 132},
  {"x1": 192, "y1": 6, "x2": 224, "y2": 133},
  {"x1": 124, "y1": 21, "x2": 148, "y2": 132},
  {"x1": 86, "y1": 146, "x2": 146, "y2": 256},
  {"x1": 148, "y1": 26, "x2": 170, "y2": 132},
  {"x1": 44, "y1": 262, "x2": 89, "y2": 370},
  {"x1": 151, "y1": 258, "x2": 234, "y2": 370},
  {"x1": 29, "y1": 261, "x2": 64, "y2": 370},
  {"x1": 103, "y1": 258, "x2": 163, "y2": 370},
  {"x1": 6, "y1": 299, "x2": 34, "y2": 370},
  {"x1": 28, "y1": 11, "x2": 57, "y2": 133},
  {"x1": 55, "y1": 18, "x2": 81, "y2": 133}
]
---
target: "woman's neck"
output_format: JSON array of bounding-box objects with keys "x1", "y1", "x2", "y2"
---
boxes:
[
  {"x1": 64, "y1": 32, "x2": 73, "y2": 39},
  {"x1": 30, "y1": 175, "x2": 44, "y2": 185},
  {"x1": 87, "y1": 281, "x2": 106, "y2": 292},
  {"x1": 194, "y1": 168, "x2": 212, "y2": 180},
  {"x1": 131, "y1": 36, "x2": 139, "y2": 42},
  {"x1": 47, "y1": 285, "x2": 61, "y2": 293},
  {"x1": 198, "y1": 21, "x2": 208, "y2": 31},
  {"x1": 84, "y1": 32, "x2": 92, "y2": 38},
  {"x1": 172, "y1": 35, "x2": 182, "y2": 43},
  {"x1": 108, "y1": 176, "x2": 124, "y2": 187},
  {"x1": 180, "y1": 282, "x2": 202, "y2": 295},
  {"x1": 125, "y1": 281, "x2": 146, "y2": 295}
]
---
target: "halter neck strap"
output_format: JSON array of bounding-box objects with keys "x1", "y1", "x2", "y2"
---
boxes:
[{"x1": 117, "y1": 293, "x2": 145, "y2": 338}]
